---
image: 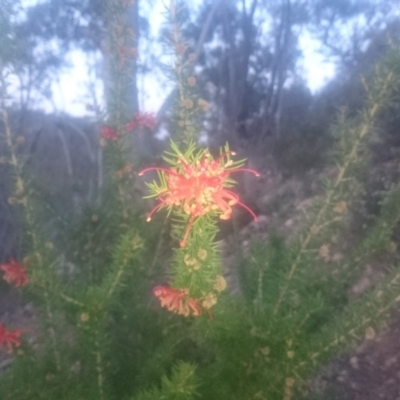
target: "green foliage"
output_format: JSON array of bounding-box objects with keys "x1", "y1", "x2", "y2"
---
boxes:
[
  {"x1": 133, "y1": 362, "x2": 199, "y2": 400},
  {"x1": 274, "y1": 128, "x2": 332, "y2": 176},
  {"x1": 2, "y1": 3, "x2": 400, "y2": 400},
  {"x1": 0, "y1": 0, "x2": 21, "y2": 65}
]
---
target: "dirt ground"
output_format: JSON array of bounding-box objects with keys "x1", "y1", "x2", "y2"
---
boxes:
[{"x1": 314, "y1": 316, "x2": 400, "y2": 400}]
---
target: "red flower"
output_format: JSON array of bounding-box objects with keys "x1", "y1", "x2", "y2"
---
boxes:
[
  {"x1": 100, "y1": 125, "x2": 119, "y2": 141},
  {"x1": 139, "y1": 148, "x2": 259, "y2": 247},
  {"x1": 0, "y1": 258, "x2": 28, "y2": 287},
  {"x1": 124, "y1": 112, "x2": 157, "y2": 131},
  {"x1": 0, "y1": 323, "x2": 22, "y2": 352},
  {"x1": 153, "y1": 285, "x2": 201, "y2": 317}
]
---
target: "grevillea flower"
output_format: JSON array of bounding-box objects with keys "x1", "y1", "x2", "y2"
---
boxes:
[
  {"x1": 100, "y1": 125, "x2": 119, "y2": 141},
  {"x1": 124, "y1": 112, "x2": 157, "y2": 131},
  {"x1": 0, "y1": 258, "x2": 28, "y2": 287},
  {"x1": 153, "y1": 285, "x2": 201, "y2": 317},
  {"x1": 139, "y1": 144, "x2": 260, "y2": 247},
  {"x1": 0, "y1": 323, "x2": 22, "y2": 352}
]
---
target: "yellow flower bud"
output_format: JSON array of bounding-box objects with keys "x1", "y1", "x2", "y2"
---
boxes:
[
  {"x1": 80, "y1": 313, "x2": 90, "y2": 322},
  {"x1": 197, "y1": 249, "x2": 207, "y2": 260},
  {"x1": 198, "y1": 99, "x2": 209, "y2": 112},
  {"x1": 201, "y1": 293, "x2": 217, "y2": 309},
  {"x1": 182, "y1": 98, "x2": 194, "y2": 109},
  {"x1": 333, "y1": 201, "x2": 348, "y2": 214},
  {"x1": 213, "y1": 275, "x2": 227, "y2": 292},
  {"x1": 365, "y1": 326, "x2": 376, "y2": 340},
  {"x1": 287, "y1": 351, "x2": 295, "y2": 359},
  {"x1": 187, "y1": 76, "x2": 196, "y2": 86},
  {"x1": 319, "y1": 244, "x2": 330, "y2": 260}
]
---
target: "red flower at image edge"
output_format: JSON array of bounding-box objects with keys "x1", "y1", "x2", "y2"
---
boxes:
[
  {"x1": 139, "y1": 149, "x2": 259, "y2": 247},
  {"x1": 0, "y1": 324, "x2": 22, "y2": 352},
  {"x1": 153, "y1": 285, "x2": 201, "y2": 317},
  {"x1": 0, "y1": 258, "x2": 28, "y2": 287},
  {"x1": 124, "y1": 112, "x2": 157, "y2": 131}
]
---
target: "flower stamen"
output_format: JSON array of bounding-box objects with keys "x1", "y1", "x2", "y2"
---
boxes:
[{"x1": 139, "y1": 144, "x2": 260, "y2": 246}]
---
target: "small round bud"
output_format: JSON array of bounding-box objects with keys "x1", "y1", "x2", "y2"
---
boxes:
[
  {"x1": 80, "y1": 313, "x2": 90, "y2": 322},
  {"x1": 187, "y1": 76, "x2": 196, "y2": 86},
  {"x1": 16, "y1": 136, "x2": 25, "y2": 145}
]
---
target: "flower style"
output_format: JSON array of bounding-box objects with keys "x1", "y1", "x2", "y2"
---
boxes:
[
  {"x1": 124, "y1": 112, "x2": 157, "y2": 131},
  {"x1": 153, "y1": 285, "x2": 201, "y2": 317},
  {"x1": 0, "y1": 323, "x2": 22, "y2": 352},
  {"x1": 0, "y1": 258, "x2": 28, "y2": 287},
  {"x1": 139, "y1": 144, "x2": 260, "y2": 247}
]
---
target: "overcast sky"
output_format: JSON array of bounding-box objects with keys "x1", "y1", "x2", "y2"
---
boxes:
[{"x1": 18, "y1": 0, "x2": 336, "y2": 117}]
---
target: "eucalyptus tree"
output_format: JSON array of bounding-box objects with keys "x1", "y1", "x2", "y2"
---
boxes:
[{"x1": 183, "y1": 0, "x2": 399, "y2": 145}]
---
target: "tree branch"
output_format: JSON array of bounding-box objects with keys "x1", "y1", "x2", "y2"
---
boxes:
[{"x1": 156, "y1": 0, "x2": 223, "y2": 122}]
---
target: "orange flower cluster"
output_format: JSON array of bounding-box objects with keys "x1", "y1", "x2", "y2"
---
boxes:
[
  {"x1": 153, "y1": 285, "x2": 201, "y2": 317},
  {"x1": 0, "y1": 324, "x2": 22, "y2": 352},
  {"x1": 100, "y1": 112, "x2": 157, "y2": 142},
  {"x1": 0, "y1": 259, "x2": 27, "y2": 352},
  {"x1": 100, "y1": 125, "x2": 119, "y2": 141},
  {"x1": 139, "y1": 149, "x2": 259, "y2": 247},
  {"x1": 0, "y1": 258, "x2": 28, "y2": 287},
  {"x1": 124, "y1": 112, "x2": 157, "y2": 131}
]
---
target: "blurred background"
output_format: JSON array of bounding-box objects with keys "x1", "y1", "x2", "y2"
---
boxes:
[{"x1": 0, "y1": 0, "x2": 399, "y2": 259}]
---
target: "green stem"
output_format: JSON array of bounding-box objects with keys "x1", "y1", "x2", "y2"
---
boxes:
[
  {"x1": 272, "y1": 73, "x2": 394, "y2": 316},
  {"x1": 294, "y1": 268, "x2": 400, "y2": 376},
  {"x1": 2, "y1": 106, "x2": 62, "y2": 371},
  {"x1": 94, "y1": 329, "x2": 105, "y2": 400}
]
